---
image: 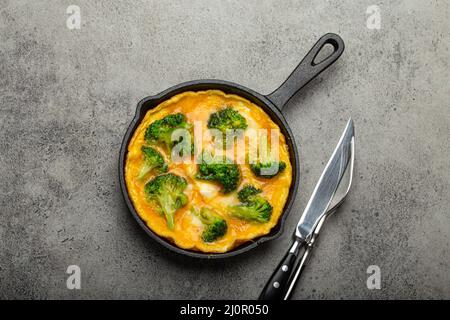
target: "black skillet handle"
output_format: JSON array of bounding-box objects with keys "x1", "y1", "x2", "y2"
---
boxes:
[
  {"x1": 266, "y1": 33, "x2": 344, "y2": 110},
  {"x1": 258, "y1": 239, "x2": 306, "y2": 300}
]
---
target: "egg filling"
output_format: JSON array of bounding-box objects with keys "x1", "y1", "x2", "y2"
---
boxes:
[{"x1": 125, "y1": 90, "x2": 293, "y2": 253}]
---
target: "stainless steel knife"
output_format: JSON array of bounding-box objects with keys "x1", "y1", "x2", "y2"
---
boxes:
[{"x1": 259, "y1": 118, "x2": 355, "y2": 300}]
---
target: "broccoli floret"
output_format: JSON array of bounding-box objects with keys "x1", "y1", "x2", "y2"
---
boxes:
[
  {"x1": 230, "y1": 184, "x2": 273, "y2": 223},
  {"x1": 145, "y1": 113, "x2": 191, "y2": 152},
  {"x1": 230, "y1": 201, "x2": 272, "y2": 223},
  {"x1": 137, "y1": 146, "x2": 168, "y2": 179},
  {"x1": 207, "y1": 107, "x2": 248, "y2": 134},
  {"x1": 237, "y1": 184, "x2": 261, "y2": 202},
  {"x1": 191, "y1": 207, "x2": 227, "y2": 242},
  {"x1": 196, "y1": 156, "x2": 241, "y2": 193},
  {"x1": 144, "y1": 173, "x2": 188, "y2": 230},
  {"x1": 250, "y1": 161, "x2": 286, "y2": 179},
  {"x1": 250, "y1": 138, "x2": 286, "y2": 178}
]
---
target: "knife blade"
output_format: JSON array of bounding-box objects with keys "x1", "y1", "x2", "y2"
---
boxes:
[
  {"x1": 259, "y1": 118, "x2": 355, "y2": 300},
  {"x1": 296, "y1": 117, "x2": 354, "y2": 241}
]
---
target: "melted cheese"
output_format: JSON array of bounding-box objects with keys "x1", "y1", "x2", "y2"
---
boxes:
[{"x1": 125, "y1": 90, "x2": 293, "y2": 253}]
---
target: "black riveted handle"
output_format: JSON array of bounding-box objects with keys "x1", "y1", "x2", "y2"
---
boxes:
[{"x1": 258, "y1": 239, "x2": 306, "y2": 300}]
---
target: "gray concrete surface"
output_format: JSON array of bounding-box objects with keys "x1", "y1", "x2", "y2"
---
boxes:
[{"x1": 1, "y1": 0, "x2": 449, "y2": 299}]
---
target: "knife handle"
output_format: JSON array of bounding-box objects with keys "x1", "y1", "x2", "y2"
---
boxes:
[{"x1": 258, "y1": 239, "x2": 306, "y2": 300}]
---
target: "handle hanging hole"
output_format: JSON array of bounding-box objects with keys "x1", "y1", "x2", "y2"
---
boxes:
[{"x1": 313, "y1": 43, "x2": 336, "y2": 65}]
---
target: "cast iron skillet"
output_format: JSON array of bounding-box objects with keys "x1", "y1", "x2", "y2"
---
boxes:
[{"x1": 119, "y1": 33, "x2": 344, "y2": 259}]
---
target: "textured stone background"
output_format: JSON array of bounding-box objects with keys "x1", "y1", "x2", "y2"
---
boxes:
[{"x1": 1, "y1": 0, "x2": 449, "y2": 299}]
